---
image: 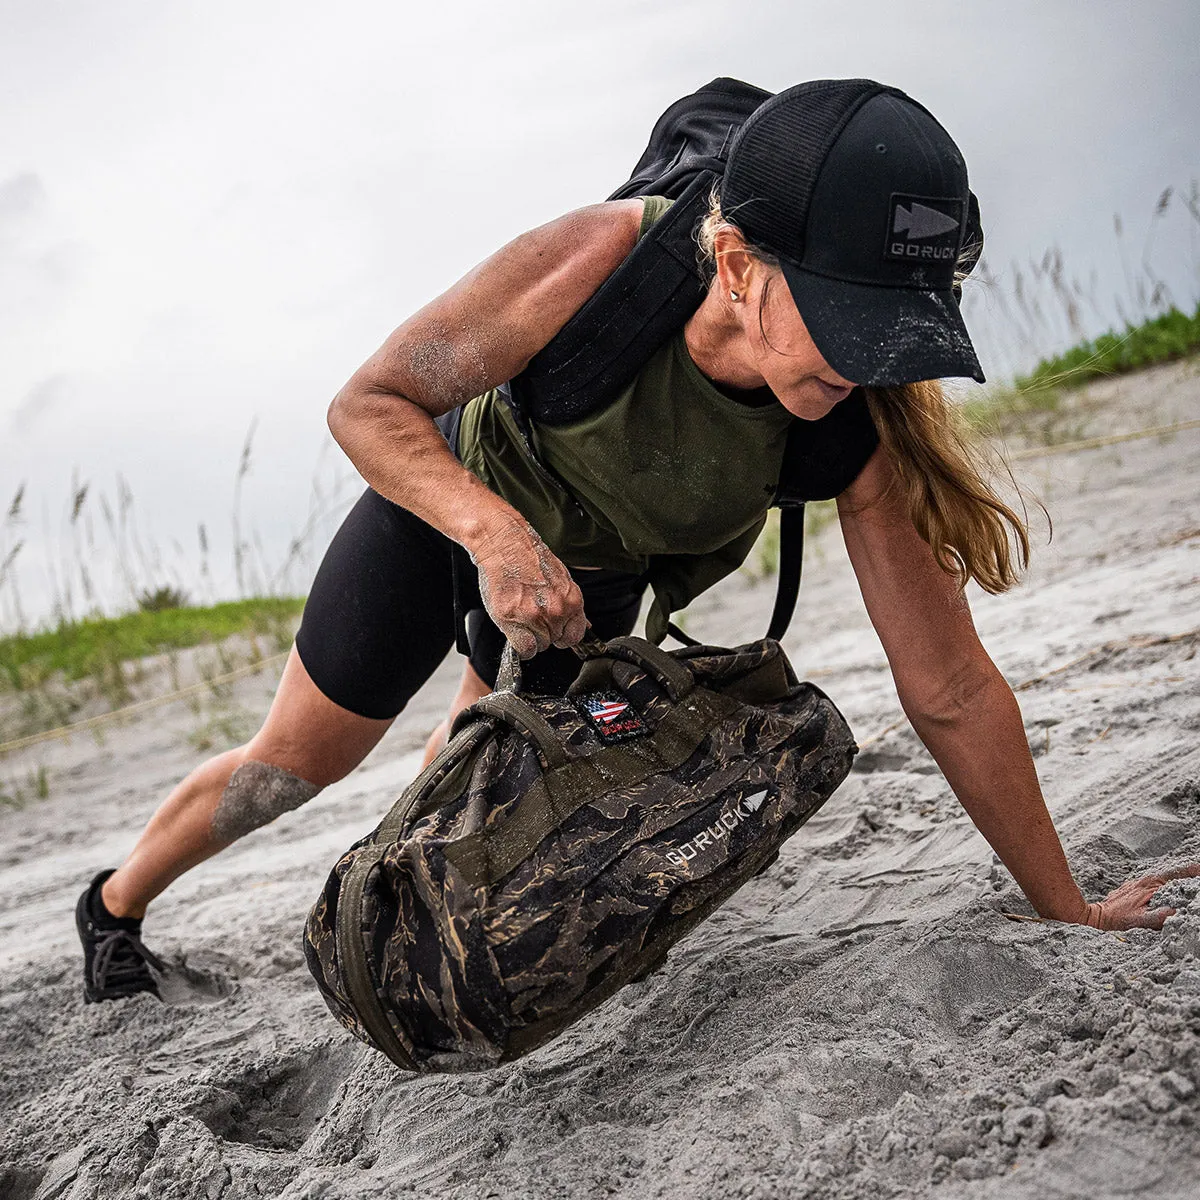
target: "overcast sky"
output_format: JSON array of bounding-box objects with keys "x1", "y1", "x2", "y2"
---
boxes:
[{"x1": 2, "y1": 0, "x2": 1198, "y2": 627}]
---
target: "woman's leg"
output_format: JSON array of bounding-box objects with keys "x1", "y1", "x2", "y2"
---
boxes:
[
  {"x1": 101, "y1": 646, "x2": 395, "y2": 918},
  {"x1": 80, "y1": 489, "x2": 462, "y2": 999},
  {"x1": 105, "y1": 489, "x2": 462, "y2": 918}
]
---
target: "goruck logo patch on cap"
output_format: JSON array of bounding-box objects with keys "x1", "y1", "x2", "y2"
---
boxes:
[{"x1": 884, "y1": 193, "x2": 964, "y2": 264}]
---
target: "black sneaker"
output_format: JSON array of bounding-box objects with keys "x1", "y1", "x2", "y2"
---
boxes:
[{"x1": 76, "y1": 869, "x2": 164, "y2": 1003}]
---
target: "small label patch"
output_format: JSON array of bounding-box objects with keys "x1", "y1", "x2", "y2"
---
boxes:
[
  {"x1": 576, "y1": 692, "x2": 646, "y2": 742},
  {"x1": 884, "y1": 193, "x2": 964, "y2": 263}
]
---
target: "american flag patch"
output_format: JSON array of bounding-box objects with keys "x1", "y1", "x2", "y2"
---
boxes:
[{"x1": 576, "y1": 692, "x2": 646, "y2": 741}]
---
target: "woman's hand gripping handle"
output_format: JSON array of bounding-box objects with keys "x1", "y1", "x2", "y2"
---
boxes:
[{"x1": 470, "y1": 516, "x2": 587, "y2": 660}]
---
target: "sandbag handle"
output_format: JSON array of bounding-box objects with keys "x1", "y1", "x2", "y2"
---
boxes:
[
  {"x1": 571, "y1": 634, "x2": 695, "y2": 702},
  {"x1": 496, "y1": 625, "x2": 600, "y2": 694},
  {"x1": 496, "y1": 641, "x2": 524, "y2": 693},
  {"x1": 451, "y1": 691, "x2": 570, "y2": 772},
  {"x1": 496, "y1": 632, "x2": 695, "y2": 704}
]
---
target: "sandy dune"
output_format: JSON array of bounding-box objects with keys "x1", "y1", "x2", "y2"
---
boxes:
[{"x1": 1, "y1": 362, "x2": 1198, "y2": 1199}]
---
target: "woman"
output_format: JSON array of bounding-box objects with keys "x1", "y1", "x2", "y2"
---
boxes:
[{"x1": 77, "y1": 79, "x2": 1194, "y2": 1003}]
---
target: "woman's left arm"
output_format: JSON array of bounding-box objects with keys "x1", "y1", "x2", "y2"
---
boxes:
[{"x1": 837, "y1": 444, "x2": 1193, "y2": 929}]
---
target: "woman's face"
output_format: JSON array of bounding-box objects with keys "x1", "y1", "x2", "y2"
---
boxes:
[
  {"x1": 712, "y1": 228, "x2": 857, "y2": 420},
  {"x1": 736, "y1": 266, "x2": 857, "y2": 420}
]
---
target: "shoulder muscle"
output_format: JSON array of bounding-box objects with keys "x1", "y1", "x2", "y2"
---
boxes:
[{"x1": 345, "y1": 199, "x2": 645, "y2": 415}]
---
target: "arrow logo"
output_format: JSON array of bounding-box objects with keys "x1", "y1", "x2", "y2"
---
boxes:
[
  {"x1": 892, "y1": 201, "x2": 960, "y2": 240},
  {"x1": 742, "y1": 789, "x2": 768, "y2": 813}
]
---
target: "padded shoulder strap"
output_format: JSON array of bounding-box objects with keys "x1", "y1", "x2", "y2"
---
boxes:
[
  {"x1": 509, "y1": 79, "x2": 773, "y2": 427},
  {"x1": 509, "y1": 172, "x2": 715, "y2": 426}
]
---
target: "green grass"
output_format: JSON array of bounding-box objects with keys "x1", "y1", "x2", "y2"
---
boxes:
[
  {"x1": 964, "y1": 303, "x2": 1200, "y2": 436},
  {"x1": 0, "y1": 764, "x2": 48, "y2": 808},
  {"x1": 1014, "y1": 302, "x2": 1200, "y2": 393},
  {"x1": 0, "y1": 596, "x2": 304, "y2": 691}
]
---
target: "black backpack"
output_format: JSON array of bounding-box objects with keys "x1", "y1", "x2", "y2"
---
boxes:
[{"x1": 461, "y1": 78, "x2": 982, "y2": 646}]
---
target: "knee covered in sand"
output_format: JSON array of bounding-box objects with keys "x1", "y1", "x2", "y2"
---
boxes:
[{"x1": 210, "y1": 761, "x2": 321, "y2": 842}]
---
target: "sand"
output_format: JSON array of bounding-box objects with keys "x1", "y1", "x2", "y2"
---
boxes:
[{"x1": 1, "y1": 361, "x2": 1198, "y2": 1200}]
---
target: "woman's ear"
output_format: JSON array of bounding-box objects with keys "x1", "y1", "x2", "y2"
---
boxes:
[{"x1": 712, "y1": 227, "x2": 756, "y2": 301}]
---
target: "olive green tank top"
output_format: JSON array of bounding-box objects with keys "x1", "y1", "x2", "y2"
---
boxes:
[{"x1": 457, "y1": 196, "x2": 795, "y2": 641}]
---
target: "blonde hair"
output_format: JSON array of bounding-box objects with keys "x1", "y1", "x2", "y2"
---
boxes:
[
  {"x1": 697, "y1": 190, "x2": 1030, "y2": 593},
  {"x1": 863, "y1": 381, "x2": 1030, "y2": 592}
]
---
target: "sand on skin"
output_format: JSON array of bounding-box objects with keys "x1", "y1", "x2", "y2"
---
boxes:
[{"x1": 0, "y1": 361, "x2": 1198, "y2": 1200}]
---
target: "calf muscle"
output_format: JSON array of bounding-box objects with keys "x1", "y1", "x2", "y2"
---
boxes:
[{"x1": 102, "y1": 647, "x2": 392, "y2": 918}]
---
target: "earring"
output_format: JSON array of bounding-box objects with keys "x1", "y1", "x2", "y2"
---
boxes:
[{"x1": 729, "y1": 290, "x2": 739, "y2": 301}]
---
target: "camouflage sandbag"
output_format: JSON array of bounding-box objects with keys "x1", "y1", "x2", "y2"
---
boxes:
[{"x1": 304, "y1": 635, "x2": 856, "y2": 1071}]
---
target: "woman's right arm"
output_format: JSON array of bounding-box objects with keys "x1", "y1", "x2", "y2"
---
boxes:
[{"x1": 327, "y1": 199, "x2": 644, "y2": 657}]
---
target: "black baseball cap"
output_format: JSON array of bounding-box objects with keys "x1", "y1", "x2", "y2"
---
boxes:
[{"x1": 722, "y1": 79, "x2": 985, "y2": 386}]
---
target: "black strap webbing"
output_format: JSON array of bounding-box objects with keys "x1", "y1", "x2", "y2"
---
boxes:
[
  {"x1": 766, "y1": 505, "x2": 805, "y2": 643},
  {"x1": 450, "y1": 544, "x2": 472, "y2": 656},
  {"x1": 665, "y1": 621, "x2": 700, "y2": 647},
  {"x1": 664, "y1": 503, "x2": 805, "y2": 648}
]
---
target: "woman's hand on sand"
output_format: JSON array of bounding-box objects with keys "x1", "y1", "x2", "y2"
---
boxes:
[
  {"x1": 471, "y1": 518, "x2": 587, "y2": 659},
  {"x1": 1083, "y1": 864, "x2": 1200, "y2": 931}
]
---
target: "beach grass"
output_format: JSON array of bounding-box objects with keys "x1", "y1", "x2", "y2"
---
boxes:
[
  {"x1": 1014, "y1": 302, "x2": 1200, "y2": 391},
  {"x1": 963, "y1": 303, "x2": 1200, "y2": 435},
  {"x1": 0, "y1": 596, "x2": 303, "y2": 692}
]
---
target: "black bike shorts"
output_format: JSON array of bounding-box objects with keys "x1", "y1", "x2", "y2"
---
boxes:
[{"x1": 295, "y1": 487, "x2": 647, "y2": 720}]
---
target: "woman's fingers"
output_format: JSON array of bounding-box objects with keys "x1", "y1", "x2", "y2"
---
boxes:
[
  {"x1": 1159, "y1": 863, "x2": 1200, "y2": 882},
  {"x1": 474, "y1": 522, "x2": 585, "y2": 657},
  {"x1": 1131, "y1": 863, "x2": 1199, "y2": 928},
  {"x1": 504, "y1": 622, "x2": 542, "y2": 661},
  {"x1": 1124, "y1": 905, "x2": 1176, "y2": 931},
  {"x1": 503, "y1": 572, "x2": 581, "y2": 658},
  {"x1": 1088, "y1": 864, "x2": 1200, "y2": 930},
  {"x1": 551, "y1": 581, "x2": 588, "y2": 648},
  {"x1": 554, "y1": 607, "x2": 590, "y2": 649},
  {"x1": 1142, "y1": 906, "x2": 1177, "y2": 930}
]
